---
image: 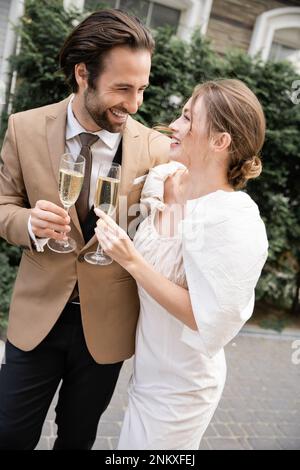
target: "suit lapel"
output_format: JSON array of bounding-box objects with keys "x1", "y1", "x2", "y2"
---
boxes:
[
  {"x1": 46, "y1": 96, "x2": 83, "y2": 240},
  {"x1": 81, "y1": 116, "x2": 142, "y2": 252},
  {"x1": 119, "y1": 116, "x2": 142, "y2": 196}
]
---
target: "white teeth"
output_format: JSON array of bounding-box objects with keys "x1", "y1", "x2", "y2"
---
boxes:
[
  {"x1": 171, "y1": 138, "x2": 180, "y2": 144},
  {"x1": 111, "y1": 109, "x2": 127, "y2": 117}
]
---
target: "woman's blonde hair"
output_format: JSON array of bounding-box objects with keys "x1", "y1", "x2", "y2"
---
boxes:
[{"x1": 191, "y1": 79, "x2": 266, "y2": 189}]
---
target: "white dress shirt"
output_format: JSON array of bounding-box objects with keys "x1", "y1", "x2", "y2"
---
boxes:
[{"x1": 28, "y1": 96, "x2": 121, "y2": 251}]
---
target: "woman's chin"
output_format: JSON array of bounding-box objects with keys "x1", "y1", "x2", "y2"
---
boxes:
[{"x1": 169, "y1": 153, "x2": 184, "y2": 164}]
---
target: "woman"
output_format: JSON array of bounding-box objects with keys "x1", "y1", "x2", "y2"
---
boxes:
[{"x1": 94, "y1": 79, "x2": 268, "y2": 450}]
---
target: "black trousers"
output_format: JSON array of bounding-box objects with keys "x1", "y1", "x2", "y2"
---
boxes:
[{"x1": 0, "y1": 303, "x2": 123, "y2": 450}]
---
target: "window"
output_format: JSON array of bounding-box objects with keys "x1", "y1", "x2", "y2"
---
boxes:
[
  {"x1": 85, "y1": 0, "x2": 116, "y2": 10},
  {"x1": 149, "y1": 3, "x2": 181, "y2": 31},
  {"x1": 119, "y1": 0, "x2": 149, "y2": 23},
  {"x1": 249, "y1": 7, "x2": 300, "y2": 69},
  {"x1": 84, "y1": 0, "x2": 181, "y2": 33},
  {"x1": 269, "y1": 28, "x2": 300, "y2": 71},
  {"x1": 270, "y1": 42, "x2": 298, "y2": 61}
]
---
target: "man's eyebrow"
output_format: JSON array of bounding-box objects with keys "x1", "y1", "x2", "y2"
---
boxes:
[{"x1": 113, "y1": 83, "x2": 149, "y2": 88}]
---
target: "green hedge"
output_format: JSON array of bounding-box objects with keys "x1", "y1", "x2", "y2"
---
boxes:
[
  {"x1": 0, "y1": 0, "x2": 299, "y2": 330},
  {"x1": 0, "y1": 240, "x2": 21, "y2": 330}
]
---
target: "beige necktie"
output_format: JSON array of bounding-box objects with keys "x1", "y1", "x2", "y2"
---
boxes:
[{"x1": 75, "y1": 132, "x2": 99, "y2": 224}]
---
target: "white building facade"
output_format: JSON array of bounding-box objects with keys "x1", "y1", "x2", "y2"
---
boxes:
[{"x1": 0, "y1": 0, "x2": 24, "y2": 114}]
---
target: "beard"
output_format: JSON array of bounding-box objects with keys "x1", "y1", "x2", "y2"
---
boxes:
[{"x1": 83, "y1": 88, "x2": 127, "y2": 133}]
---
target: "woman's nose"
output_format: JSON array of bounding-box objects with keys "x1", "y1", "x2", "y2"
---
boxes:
[{"x1": 169, "y1": 119, "x2": 179, "y2": 132}]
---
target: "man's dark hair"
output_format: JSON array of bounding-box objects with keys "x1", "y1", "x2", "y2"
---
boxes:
[{"x1": 59, "y1": 9, "x2": 155, "y2": 92}]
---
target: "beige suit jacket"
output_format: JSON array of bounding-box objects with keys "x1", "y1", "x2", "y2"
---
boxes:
[{"x1": 0, "y1": 96, "x2": 169, "y2": 363}]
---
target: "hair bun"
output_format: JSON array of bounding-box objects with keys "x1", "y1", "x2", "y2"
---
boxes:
[
  {"x1": 228, "y1": 155, "x2": 262, "y2": 189},
  {"x1": 241, "y1": 156, "x2": 262, "y2": 179}
]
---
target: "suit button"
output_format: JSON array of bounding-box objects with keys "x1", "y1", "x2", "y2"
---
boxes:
[{"x1": 78, "y1": 254, "x2": 85, "y2": 263}]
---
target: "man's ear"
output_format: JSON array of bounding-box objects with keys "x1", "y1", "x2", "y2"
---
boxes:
[
  {"x1": 211, "y1": 132, "x2": 231, "y2": 153},
  {"x1": 74, "y1": 63, "x2": 88, "y2": 90}
]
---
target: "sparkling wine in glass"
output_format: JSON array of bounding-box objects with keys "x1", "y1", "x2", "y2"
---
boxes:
[
  {"x1": 84, "y1": 162, "x2": 121, "y2": 265},
  {"x1": 47, "y1": 153, "x2": 85, "y2": 253}
]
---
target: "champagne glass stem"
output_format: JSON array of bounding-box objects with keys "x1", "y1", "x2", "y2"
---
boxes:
[
  {"x1": 95, "y1": 242, "x2": 104, "y2": 259},
  {"x1": 62, "y1": 206, "x2": 70, "y2": 248}
]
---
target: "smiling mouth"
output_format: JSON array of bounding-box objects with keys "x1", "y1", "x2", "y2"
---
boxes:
[
  {"x1": 170, "y1": 138, "x2": 181, "y2": 146},
  {"x1": 110, "y1": 108, "x2": 128, "y2": 120}
]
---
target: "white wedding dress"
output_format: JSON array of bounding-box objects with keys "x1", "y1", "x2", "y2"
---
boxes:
[{"x1": 118, "y1": 162, "x2": 268, "y2": 450}]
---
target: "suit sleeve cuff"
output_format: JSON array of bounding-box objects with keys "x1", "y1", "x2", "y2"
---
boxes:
[{"x1": 28, "y1": 215, "x2": 49, "y2": 252}]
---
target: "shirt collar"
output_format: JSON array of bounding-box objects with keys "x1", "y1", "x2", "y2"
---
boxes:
[{"x1": 66, "y1": 95, "x2": 121, "y2": 150}]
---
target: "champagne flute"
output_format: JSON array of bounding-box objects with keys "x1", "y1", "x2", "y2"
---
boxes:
[
  {"x1": 84, "y1": 162, "x2": 121, "y2": 265},
  {"x1": 47, "y1": 153, "x2": 85, "y2": 254}
]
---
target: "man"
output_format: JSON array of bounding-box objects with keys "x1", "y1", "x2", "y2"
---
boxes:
[{"x1": 0, "y1": 9, "x2": 169, "y2": 450}]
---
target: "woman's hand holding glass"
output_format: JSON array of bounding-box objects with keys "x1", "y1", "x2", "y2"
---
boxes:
[
  {"x1": 94, "y1": 207, "x2": 139, "y2": 271},
  {"x1": 84, "y1": 162, "x2": 121, "y2": 265}
]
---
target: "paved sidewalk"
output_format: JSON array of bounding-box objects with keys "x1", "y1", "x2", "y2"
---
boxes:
[{"x1": 33, "y1": 328, "x2": 300, "y2": 450}]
